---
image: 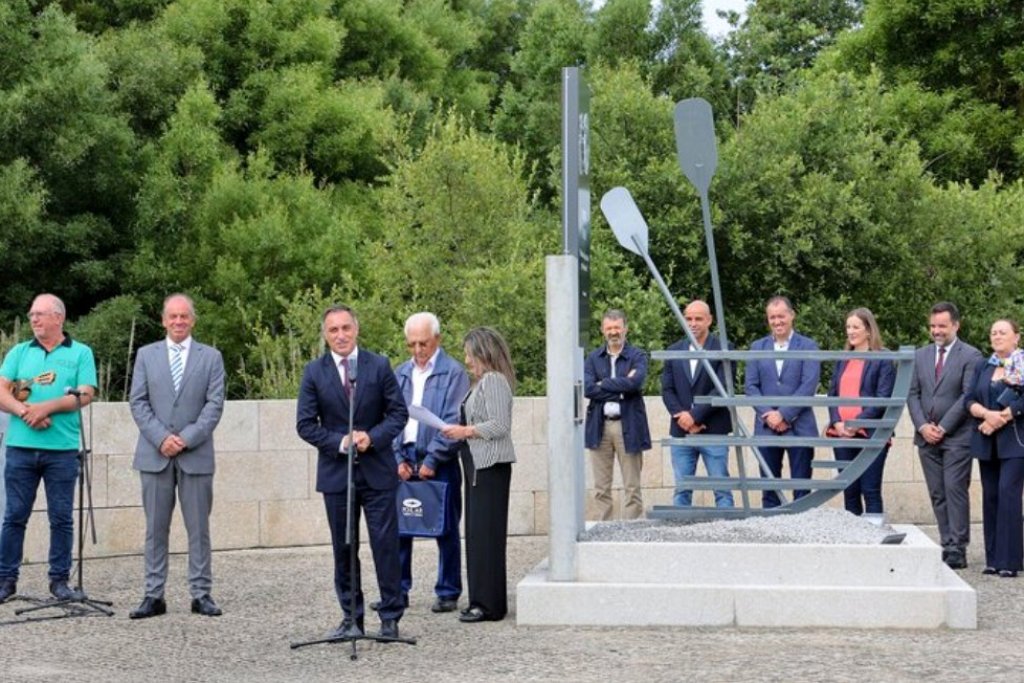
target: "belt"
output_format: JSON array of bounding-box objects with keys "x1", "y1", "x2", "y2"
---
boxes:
[{"x1": 604, "y1": 415, "x2": 621, "y2": 421}]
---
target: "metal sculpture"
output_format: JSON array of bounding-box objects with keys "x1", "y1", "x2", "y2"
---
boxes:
[{"x1": 600, "y1": 98, "x2": 914, "y2": 519}]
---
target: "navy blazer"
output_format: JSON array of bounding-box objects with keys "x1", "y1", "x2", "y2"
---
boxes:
[
  {"x1": 744, "y1": 332, "x2": 821, "y2": 436},
  {"x1": 296, "y1": 348, "x2": 409, "y2": 492},
  {"x1": 391, "y1": 348, "x2": 470, "y2": 471},
  {"x1": 660, "y1": 334, "x2": 735, "y2": 437},
  {"x1": 965, "y1": 361, "x2": 1024, "y2": 460},
  {"x1": 584, "y1": 342, "x2": 652, "y2": 453},
  {"x1": 827, "y1": 357, "x2": 897, "y2": 435}
]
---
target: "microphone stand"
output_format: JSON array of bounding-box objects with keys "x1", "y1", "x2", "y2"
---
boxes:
[
  {"x1": 15, "y1": 392, "x2": 114, "y2": 621},
  {"x1": 291, "y1": 368, "x2": 416, "y2": 656}
]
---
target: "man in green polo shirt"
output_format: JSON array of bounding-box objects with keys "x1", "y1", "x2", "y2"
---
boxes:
[{"x1": 0, "y1": 293, "x2": 97, "y2": 602}]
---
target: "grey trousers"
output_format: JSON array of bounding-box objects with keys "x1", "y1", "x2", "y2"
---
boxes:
[
  {"x1": 919, "y1": 441, "x2": 973, "y2": 550},
  {"x1": 140, "y1": 461, "x2": 214, "y2": 599}
]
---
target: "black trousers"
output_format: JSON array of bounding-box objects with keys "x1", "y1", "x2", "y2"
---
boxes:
[
  {"x1": 461, "y1": 451, "x2": 511, "y2": 620},
  {"x1": 978, "y1": 455, "x2": 1024, "y2": 572}
]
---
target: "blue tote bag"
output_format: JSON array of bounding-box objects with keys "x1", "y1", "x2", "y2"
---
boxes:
[{"x1": 396, "y1": 478, "x2": 448, "y2": 538}]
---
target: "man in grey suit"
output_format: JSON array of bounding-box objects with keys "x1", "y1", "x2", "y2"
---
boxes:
[
  {"x1": 128, "y1": 294, "x2": 225, "y2": 618},
  {"x1": 907, "y1": 302, "x2": 983, "y2": 570}
]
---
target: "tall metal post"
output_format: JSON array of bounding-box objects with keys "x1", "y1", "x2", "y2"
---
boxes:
[{"x1": 546, "y1": 256, "x2": 584, "y2": 581}]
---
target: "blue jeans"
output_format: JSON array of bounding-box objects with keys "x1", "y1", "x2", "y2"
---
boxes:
[
  {"x1": 0, "y1": 446, "x2": 79, "y2": 582},
  {"x1": 670, "y1": 444, "x2": 734, "y2": 508}
]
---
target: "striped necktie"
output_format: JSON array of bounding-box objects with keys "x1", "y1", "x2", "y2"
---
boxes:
[{"x1": 171, "y1": 344, "x2": 184, "y2": 392}]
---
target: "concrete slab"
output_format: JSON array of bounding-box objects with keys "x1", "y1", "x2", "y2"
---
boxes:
[{"x1": 517, "y1": 524, "x2": 976, "y2": 629}]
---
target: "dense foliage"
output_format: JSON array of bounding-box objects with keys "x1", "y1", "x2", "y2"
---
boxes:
[{"x1": 1, "y1": 0, "x2": 1023, "y2": 397}]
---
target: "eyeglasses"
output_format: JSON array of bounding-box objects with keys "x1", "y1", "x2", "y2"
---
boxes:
[{"x1": 27, "y1": 311, "x2": 56, "y2": 319}]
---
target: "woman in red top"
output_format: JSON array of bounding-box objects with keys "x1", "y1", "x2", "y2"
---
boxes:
[{"x1": 827, "y1": 308, "x2": 896, "y2": 515}]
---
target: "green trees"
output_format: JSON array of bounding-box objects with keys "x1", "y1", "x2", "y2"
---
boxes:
[
  {"x1": 835, "y1": 0, "x2": 1024, "y2": 184},
  {"x1": 1, "y1": 0, "x2": 1023, "y2": 397},
  {"x1": 0, "y1": 3, "x2": 138, "y2": 317},
  {"x1": 712, "y1": 69, "x2": 1024, "y2": 350},
  {"x1": 725, "y1": 0, "x2": 862, "y2": 111}
]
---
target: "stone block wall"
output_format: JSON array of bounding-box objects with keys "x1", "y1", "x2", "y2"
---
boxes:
[{"x1": 6, "y1": 398, "x2": 961, "y2": 560}]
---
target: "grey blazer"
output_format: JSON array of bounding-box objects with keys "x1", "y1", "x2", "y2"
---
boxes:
[
  {"x1": 464, "y1": 371, "x2": 516, "y2": 470},
  {"x1": 907, "y1": 339, "x2": 984, "y2": 447},
  {"x1": 130, "y1": 339, "x2": 226, "y2": 474}
]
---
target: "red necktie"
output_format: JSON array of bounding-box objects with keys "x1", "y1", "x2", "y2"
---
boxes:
[
  {"x1": 935, "y1": 346, "x2": 946, "y2": 381},
  {"x1": 340, "y1": 357, "x2": 353, "y2": 399}
]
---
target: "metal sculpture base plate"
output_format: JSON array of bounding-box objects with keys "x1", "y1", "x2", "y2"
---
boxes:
[{"x1": 516, "y1": 525, "x2": 975, "y2": 629}]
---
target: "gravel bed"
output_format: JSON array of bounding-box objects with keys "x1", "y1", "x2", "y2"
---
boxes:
[{"x1": 579, "y1": 507, "x2": 895, "y2": 544}]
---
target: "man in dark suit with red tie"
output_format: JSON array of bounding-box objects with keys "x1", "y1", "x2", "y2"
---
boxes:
[
  {"x1": 296, "y1": 305, "x2": 409, "y2": 640},
  {"x1": 906, "y1": 302, "x2": 983, "y2": 569}
]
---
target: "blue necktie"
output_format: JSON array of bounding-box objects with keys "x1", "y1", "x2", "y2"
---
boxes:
[{"x1": 170, "y1": 344, "x2": 184, "y2": 392}]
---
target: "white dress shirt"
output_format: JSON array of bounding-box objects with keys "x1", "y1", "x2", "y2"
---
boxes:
[
  {"x1": 329, "y1": 347, "x2": 359, "y2": 453},
  {"x1": 403, "y1": 348, "x2": 439, "y2": 444},
  {"x1": 167, "y1": 336, "x2": 192, "y2": 373},
  {"x1": 773, "y1": 332, "x2": 794, "y2": 377}
]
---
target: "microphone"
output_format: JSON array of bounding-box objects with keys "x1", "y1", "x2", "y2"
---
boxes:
[
  {"x1": 347, "y1": 358, "x2": 358, "y2": 384},
  {"x1": 64, "y1": 387, "x2": 83, "y2": 397}
]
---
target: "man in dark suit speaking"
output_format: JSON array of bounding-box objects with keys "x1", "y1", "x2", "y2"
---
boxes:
[{"x1": 297, "y1": 305, "x2": 409, "y2": 640}]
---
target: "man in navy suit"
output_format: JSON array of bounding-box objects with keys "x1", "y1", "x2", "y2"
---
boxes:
[
  {"x1": 296, "y1": 305, "x2": 409, "y2": 640},
  {"x1": 661, "y1": 300, "x2": 734, "y2": 508},
  {"x1": 744, "y1": 296, "x2": 821, "y2": 508}
]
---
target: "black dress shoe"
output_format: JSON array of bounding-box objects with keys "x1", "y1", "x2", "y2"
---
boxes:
[
  {"x1": 130, "y1": 597, "x2": 167, "y2": 619},
  {"x1": 0, "y1": 578, "x2": 16, "y2": 603},
  {"x1": 378, "y1": 618, "x2": 399, "y2": 638},
  {"x1": 459, "y1": 606, "x2": 488, "y2": 623},
  {"x1": 330, "y1": 615, "x2": 364, "y2": 638},
  {"x1": 191, "y1": 594, "x2": 223, "y2": 616},
  {"x1": 999, "y1": 570, "x2": 1018, "y2": 578},
  {"x1": 944, "y1": 550, "x2": 967, "y2": 570},
  {"x1": 49, "y1": 580, "x2": 82, "y2": 601},
  {"x1": 983, "y1": 566, "x2": 998, "y2": 575},
  {"x1": 431, "y1": 597, "x2": 458, "y2": 613}
]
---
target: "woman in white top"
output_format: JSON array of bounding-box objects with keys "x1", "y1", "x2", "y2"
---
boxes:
[{"x1": 442, "y1": 327, "x2": 515, "y2": 622}]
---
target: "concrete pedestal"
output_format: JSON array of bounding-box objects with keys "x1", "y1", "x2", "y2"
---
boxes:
[{"x1": 516, "y1": 525, "x2": 976, "y2": 629}]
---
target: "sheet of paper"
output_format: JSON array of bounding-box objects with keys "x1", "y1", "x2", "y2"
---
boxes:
[{"x1": 409, "y1": 404, "x2": 450, "y2": 430}]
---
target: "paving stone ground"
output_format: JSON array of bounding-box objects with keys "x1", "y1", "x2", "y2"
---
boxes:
[{"x1": 0, "y1": 528, "x2": 1021, "y2": 683}]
